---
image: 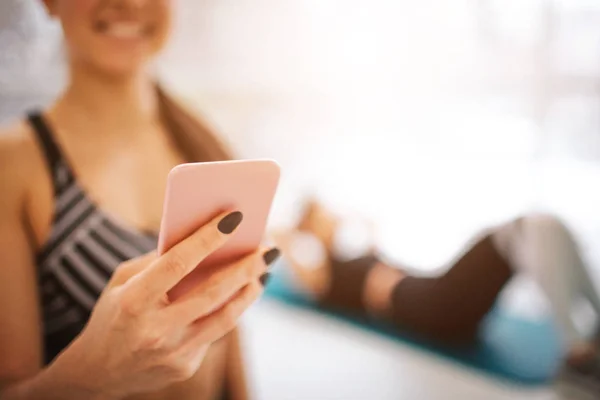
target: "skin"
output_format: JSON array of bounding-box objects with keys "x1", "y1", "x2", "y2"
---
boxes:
[{"x1": 0, "y1": 0, "x2": 262, "y2": 399}]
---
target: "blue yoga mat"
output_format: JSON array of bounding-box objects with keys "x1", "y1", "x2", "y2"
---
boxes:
[{"x1": 263, "y1": 265, "x2": 564, "y2": 386}]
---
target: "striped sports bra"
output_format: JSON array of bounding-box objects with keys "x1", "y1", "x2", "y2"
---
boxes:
[{"x1": 28, "y1": 113, "x2": 158, "y2": 364}]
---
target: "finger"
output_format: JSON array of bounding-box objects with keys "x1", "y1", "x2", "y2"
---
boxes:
[
  {"x1": 107, "y1": 251, "x2": 158, "y2": 289},
  {"x1": 128, "y1": 210, "x2": 243, "y2": 302},
  {"x1": 178, "y1": 281, "x2": 262, "y2": 351},
  {"x1": 164, "y1": 247, "x2": 279, "y2": 325}
]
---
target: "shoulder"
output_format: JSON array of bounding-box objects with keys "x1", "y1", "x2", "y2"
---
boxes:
[
  {"x1": 0, "y1": 120, "x2": 40, "y2": 176},
  {"x1": 0, "y1": 120, "x2": 43, "y2": 208}
]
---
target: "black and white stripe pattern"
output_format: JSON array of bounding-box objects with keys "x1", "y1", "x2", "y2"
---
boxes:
[
  {"x1": 38, "y1": 178, "x2": 157, "y2": 332},
  {"x1": 28, "y1": 114, "x2": 157, "y2": 363}
]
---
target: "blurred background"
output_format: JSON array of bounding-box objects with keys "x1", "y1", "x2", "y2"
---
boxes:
[{"x1": 1, "y1": 0, "x2": 600, "y2": 398}]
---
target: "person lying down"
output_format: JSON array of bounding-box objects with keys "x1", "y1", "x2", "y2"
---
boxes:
[{"x1": 275, "y1": 201, "x2": 600, "y2": 391}]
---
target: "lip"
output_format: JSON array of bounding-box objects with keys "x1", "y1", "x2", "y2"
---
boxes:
[{"x1": 94, "y1": 20, "x2": 153, "y2": 40}]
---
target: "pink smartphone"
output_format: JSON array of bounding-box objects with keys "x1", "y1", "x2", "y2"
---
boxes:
[{"x1": 157, "y1": 160, "x2": 281, "y2": 270}]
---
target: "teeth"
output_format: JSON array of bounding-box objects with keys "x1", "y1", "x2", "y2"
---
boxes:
[{"x1": 105, "y1": 23, "x2": 143, "y2": 38}]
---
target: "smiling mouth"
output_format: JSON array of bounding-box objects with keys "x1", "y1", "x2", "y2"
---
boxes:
[{"x1": 94, "y1": 20, "x2": 153, "y2": 39}]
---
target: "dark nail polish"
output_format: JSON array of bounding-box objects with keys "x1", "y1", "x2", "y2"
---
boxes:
[
  {"x1": 218, "y1": 211, "x2": 243, "y2": 234},
  {"x1": 259, "y1": 273, "x2": 271, "y2": 286},
  {"x1": 262, "y1": 248, "x2": 281, "y2": 266}
]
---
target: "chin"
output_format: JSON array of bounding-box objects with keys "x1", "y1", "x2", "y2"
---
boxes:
[{"x1": 91, "y1": 55, "x2": 151, "y2": 78}]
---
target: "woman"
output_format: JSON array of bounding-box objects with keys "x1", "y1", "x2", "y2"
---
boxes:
[
  {"x1": 278, "y1": 202, "x2": 600, "y2": 379},
  {"x1": 0, "y1": 1, "x2": 280, "y2": 399}
]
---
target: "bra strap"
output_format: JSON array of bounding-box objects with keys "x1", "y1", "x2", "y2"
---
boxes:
[{"x1": 27, "y1": 112, "x2": 75, "y2": 194}]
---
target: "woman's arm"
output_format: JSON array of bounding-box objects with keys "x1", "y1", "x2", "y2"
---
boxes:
[
  {"x1": 0, "y1": 132, "x2": 43, "y2": 387},
  {"x1": 223, "y1": 328, "x2": 250, "y2": 400},
  {"x1": 1, "y1": 365, "x2": 110, "y2": 400},
  {"x1": 0, "y1": 134, "x2": 98, "y2": 399}
]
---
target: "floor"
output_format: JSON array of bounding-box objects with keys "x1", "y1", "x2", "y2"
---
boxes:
[{"x1": 241, "y1": 300, "x2": 593, "y2": 400}]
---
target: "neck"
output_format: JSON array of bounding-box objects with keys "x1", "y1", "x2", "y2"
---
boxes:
[{"x1": 52, "y1": 63, "x2": 160, "y2": 135}]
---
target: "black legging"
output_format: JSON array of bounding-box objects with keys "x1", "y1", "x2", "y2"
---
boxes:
[{"x1": 321, "y1": 235, "x2": 513, "y2": 345}]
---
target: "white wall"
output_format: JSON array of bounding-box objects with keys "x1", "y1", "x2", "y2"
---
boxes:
[
  {"x1": 0, "y1": 0, "x2": 65, "y2": 123},
  {"x1": 159, "y1": 0, "x2": 600, "y2": 274}
]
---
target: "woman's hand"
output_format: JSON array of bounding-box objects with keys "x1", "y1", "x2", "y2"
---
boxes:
[{"x1": 50, "y1": 211, "x2": 277, "y2": 400}]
